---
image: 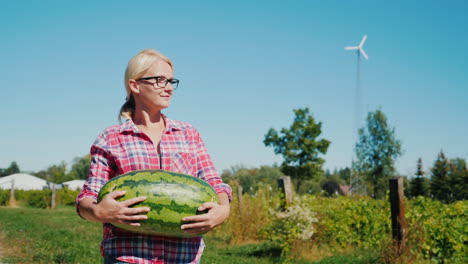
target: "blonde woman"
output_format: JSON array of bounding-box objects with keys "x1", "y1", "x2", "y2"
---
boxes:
[{"x1": 77, "y1": 49, "x2": 232, "y2": 264}]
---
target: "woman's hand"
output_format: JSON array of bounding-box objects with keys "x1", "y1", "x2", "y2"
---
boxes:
[
  {"x1": 180, "y1": 193, "x2": 230, "y2": 235},
  {"x1": 79, "y1": 191, "x2": 150, "y2": 226}
]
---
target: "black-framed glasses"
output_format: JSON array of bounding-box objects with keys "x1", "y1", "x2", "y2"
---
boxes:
[{"x1": 136, "y1": 76, "x2": 179, "y2": 89}]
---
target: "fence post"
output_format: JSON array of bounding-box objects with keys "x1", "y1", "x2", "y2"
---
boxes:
[
  {"x1": 389, "y1": 177, "x2": 407, "y2": 254},
  {"x1": 51, "y1": 184, "x2": 56, "y2": 209},
  {"x1": 9, "y1": 179, "x2": 16, "y2": 207},
  {"x1": 237, "y1": 185, "x2": 243, "y2": 218},
  {"x1": 278, "y1": 176, "x2": 293, "y2": 209}
]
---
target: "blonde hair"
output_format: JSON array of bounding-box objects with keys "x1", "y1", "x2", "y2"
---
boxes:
[{"x1": 119, "y1": 49, "x2": 174, "y2": 121}]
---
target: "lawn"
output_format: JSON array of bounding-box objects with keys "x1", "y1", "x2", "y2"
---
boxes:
[{"x1": 0, "y1": 206, "x2": 378, "y2": 264}]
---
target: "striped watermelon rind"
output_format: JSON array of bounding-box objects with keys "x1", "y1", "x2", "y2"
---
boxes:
[{"x1": 97, "y1": 169, "x2": 219, "y2": 238}]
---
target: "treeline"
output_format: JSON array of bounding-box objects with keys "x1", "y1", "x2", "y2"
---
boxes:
[
  {"x1": 0, "y1": 155, "x2": 91, "y2": 184},
  {"x1": 408, "y1": 153, "x2": 467, "y2": 203},
  {"x1": 2, "y1": 107, "x2": 467, "y2": 204},
  {"x1": 220, "y1": 151, "x2": 467, "y2": 204},
  {"x1": 259, "y1": 107, "x2": 467, "y2": 202}
]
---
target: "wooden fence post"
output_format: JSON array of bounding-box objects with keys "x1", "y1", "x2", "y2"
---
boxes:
[
  {"x1": 9, "y1": 179, "x2": 16, "y2": 207},
  {"x1": 51, "y1": 184, "x2": 56, "y2": 209},
  {"x1": 389, "y1": 177, "x2": 407, "y2": 253},
  {"x1": 278, "y1": 176, "x2": 293, "y2": 208},
  {"x1": 237, "y1": 185, "x2": 243, "y2": 218}
]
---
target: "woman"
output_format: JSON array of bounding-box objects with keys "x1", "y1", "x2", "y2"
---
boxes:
[{"x1": 76, "y1": 49, "x2": 232, "y2": 264}]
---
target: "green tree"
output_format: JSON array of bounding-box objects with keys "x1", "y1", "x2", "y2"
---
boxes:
[
  {"x1": 448, "y1": 158, "x2": 467, "y2": 201},
  {"x1": 5, "y1": 161, "x2": 20, "y2": 175},
  {"x1": 221, "y1": 165, "x2": 283, "y2": 195},
  {"x1": 353, "y1": 109, "x2": 402, "y2": 199},
  {"x1": 264, "y1": 108, "x2": 330, "y2": 193},
  {"x1": 430, "y1": 151, "x2": 451, "y2": 203},
  {"x1": 409, "y1": 158, "x2": 430, "y2": 198},
  {"x1": 46, "y1": 161, "x2": 69, "y2": 184},
  {"x1": 33, "y1": 170, "x2": 48, "y2": 181},
  {"x1": 68, "y1": 154, "x2": 91, "y2": 180}
]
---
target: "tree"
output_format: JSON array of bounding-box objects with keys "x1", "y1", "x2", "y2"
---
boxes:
[
  {"x1": 68, "y1": 154, "x2": 91, "y2": 180},
  {"x1": 430, "y1": 151, "x2": 451, "y2": 203},
  {"x1": 221, "y1": 165, "x2": 283, "y2": 195},
  {"x1": 322, "y1": 180, "x2": 340, "y2": 196},
  {"x1": 46, "y1": 161, "x2": 69, "y2": 184},
  {"x1": 264, "y1": 107, "x2": 330, "y2": 193},
  {"x1": 430, "y1": 153, "x2": 468, "y2": 203},
  {"x1": 409, "y1": 158, "x2": 429, "y2": 198},
  {"x1": 353, "y1": 109, "x2": 402, "y2": 199},
  {"x1": 5, "y1": 161, "x2": 20, "y2": 175},
  {"x1": 447, "y1": 158, "x2": 467, "y2": 201}
]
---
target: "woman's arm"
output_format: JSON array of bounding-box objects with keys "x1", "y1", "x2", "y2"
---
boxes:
[
  {"x1": 78, "y1": 191, "x2": 150, "y2": 226},
  {"x1": 180, "y1": 192, "x2": 230, "y2": 234}
]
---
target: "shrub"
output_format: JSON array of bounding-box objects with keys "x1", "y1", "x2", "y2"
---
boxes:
[
  {"x1": 0, "y1": 189, "x2": 9, "y2": 205},
  {"x1": 24, "y1": 190, "x2": 52, "y2": 209},
  {"x1": 0, "y1": 188, "x2": 80, "y2": 208},
  {"x1": 56, "y1": 189, "x2": 79, "y2": 206},
  {"x1": 260, "y1": 197, "x2": 318, "y2": 260},
  {"x1": 406, "y1": 197, "x2": 468, "y2": 263},
  {"x1": 305, "y1": 195, "x2": 390, "y2": 249}
]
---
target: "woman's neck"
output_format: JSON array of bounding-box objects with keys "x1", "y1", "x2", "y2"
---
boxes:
[{"x1": 132, "y1": 108, "x2": 164, "y2": 129}]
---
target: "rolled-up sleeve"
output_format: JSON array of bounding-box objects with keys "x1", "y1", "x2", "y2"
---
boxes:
[
  {"x1": 194, "y1": 130, "x2": 232, "y2": 201},
  {"x1": 76, "y1": 135, "x2": 116, "y2": 215}
]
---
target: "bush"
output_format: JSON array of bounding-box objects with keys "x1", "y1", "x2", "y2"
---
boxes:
[
  {"x1": 260, "y1": 197, "x2": 318, "y2": 260},
  {"x1": 406, "y1": 197, "x2": 468, "y2": 263},
  {"x1": 210, "y1": 184, "x2": 276, "y2": 244},
  {"x1": 24, "y1": 190, "x2": 52, "y2": 209},
  {"x1": 56, "y1": 189, "x2": 79, "y2": 206},
  {"x1": 0, "y1": 189, "x2": 80, "y2": 208},
  {"x1": 0, "y1": 189, "x2": 9, "y2": 205},
  {"x1": 305, "y1": 195, "x2": 390, "y2": 249}
]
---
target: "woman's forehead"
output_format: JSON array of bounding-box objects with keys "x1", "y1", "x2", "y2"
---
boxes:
[{"x1": 145, "y1": 59, "x2": 173, "y2": 76}]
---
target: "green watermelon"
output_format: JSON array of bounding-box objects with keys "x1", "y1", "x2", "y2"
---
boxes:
[{"x1": 97, "y1": 169, "x2": 219, "y2": 238}]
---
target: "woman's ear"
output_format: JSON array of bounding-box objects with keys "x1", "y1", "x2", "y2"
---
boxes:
[{"x1": 128, "y1": 79, "x2": 140, "y2": 94}]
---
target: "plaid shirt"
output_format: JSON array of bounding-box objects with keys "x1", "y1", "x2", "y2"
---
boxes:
[{"x1": 77, "y1": 116, "x2": 232, "y2": 264}]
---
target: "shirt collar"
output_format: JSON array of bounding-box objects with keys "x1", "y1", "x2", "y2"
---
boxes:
[{"x1": 119, "y1": 114, "x2": 181, "y2": 134}]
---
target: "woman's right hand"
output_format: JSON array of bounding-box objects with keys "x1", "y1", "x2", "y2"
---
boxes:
[{"x1": 79, "y1": 191, "x2": 150, "y2": 226}]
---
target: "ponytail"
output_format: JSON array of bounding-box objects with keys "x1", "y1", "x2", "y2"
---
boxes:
[{"x1": 118, "y1": 94, "x2": 135, "y2": 123}]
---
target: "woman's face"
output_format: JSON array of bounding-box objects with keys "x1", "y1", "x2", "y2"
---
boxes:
[{"x1": 131, "y1": 59, "x2": 175, "y2": 111}]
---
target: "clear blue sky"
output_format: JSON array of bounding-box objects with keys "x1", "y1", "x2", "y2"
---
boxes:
[{"x1": 1, "y1": 0, "x2": 467, "y2": 177}]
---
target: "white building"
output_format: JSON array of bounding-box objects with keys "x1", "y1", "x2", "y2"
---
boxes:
[
  {"x1": 0, "y1": 173, "x2": 53, "y2": 190},
  {"x1": 62, "y1": 180, "x2": 85, "y2": 191}
]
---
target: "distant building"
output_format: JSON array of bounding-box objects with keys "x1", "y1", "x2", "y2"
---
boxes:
[
  {"x1": 0, "y1": 173, "x2": 56, "y2": 190},
  {"x1": 339, "y1": 184, "x2": 351, "y2": 196},
  {"x1": 62, "y1": 180, "x2": 85, "y2": 191}
]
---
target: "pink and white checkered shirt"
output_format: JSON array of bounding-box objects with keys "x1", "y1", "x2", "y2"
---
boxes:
[{"x1": 77, "y1": 116, "x2": 232, "y2": 264}]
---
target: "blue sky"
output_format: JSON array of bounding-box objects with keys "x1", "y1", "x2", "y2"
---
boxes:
[{"x1": 1, "y1": 0, "x2": 467, "y2": 177}]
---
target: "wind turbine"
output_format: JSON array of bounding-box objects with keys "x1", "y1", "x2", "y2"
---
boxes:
[
  {"x1": 344, "y1": 35, "x2": 369, "y2": 195},
  {"x1": 344, "y1": 35, "x2": 369, "y2": 60}
]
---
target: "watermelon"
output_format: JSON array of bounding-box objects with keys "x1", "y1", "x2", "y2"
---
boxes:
[{"x1": 97, "y1": 169, "x2": 219, "y2": 238}]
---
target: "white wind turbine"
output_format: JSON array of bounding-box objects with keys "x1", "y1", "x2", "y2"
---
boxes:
[
  {"x1": 344, "y1": 35, "x2": 369, "y2": 60},
  {"x1": 344, "y1": 35, "x2": 369, "y2": 195}
]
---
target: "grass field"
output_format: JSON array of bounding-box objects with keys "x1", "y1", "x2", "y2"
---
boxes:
[{"x1": 0, "y1": 206, "x2": 379, "y2": 264}]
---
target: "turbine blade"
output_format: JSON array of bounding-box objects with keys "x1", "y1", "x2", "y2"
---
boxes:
[
  {"x1": 359, "y1": 35, "x2": 367, "y2": 48},
  {"x1": 360, "y1": 48, "x2": 369, "y2": 60},
  {"x1": 344, "y1": 46, "x2": 359, "y2": 50}
]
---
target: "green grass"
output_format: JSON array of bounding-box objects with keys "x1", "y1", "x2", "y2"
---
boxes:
[
  {"x1": 0, "y1": 206, "x2": 102, "y2": 263},
  {"x1": 0, "y1": 206, "x2": 380, "y2": 264}
]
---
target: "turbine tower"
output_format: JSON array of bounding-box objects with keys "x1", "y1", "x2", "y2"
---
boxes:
[{"x1": 344, "y1": 35, "x2": 369, "y2": 195}]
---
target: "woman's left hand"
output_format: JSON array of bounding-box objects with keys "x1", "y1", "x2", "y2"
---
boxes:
[{"x1": 181, "y1": 193, "x2": 230, "y2": 235}]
